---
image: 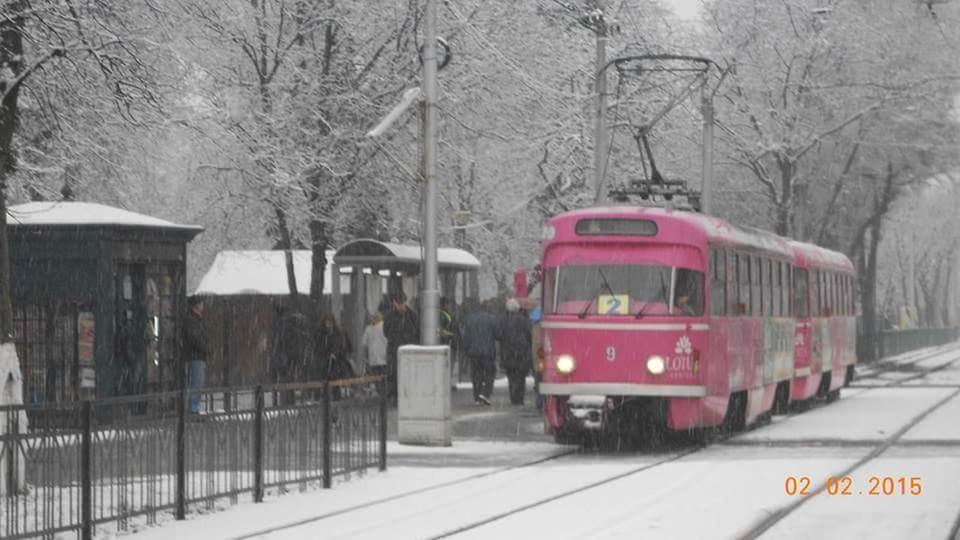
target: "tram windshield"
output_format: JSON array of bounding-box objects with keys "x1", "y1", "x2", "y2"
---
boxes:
[{"x1": 544, "y1": 264, "x2": 703, "y2": 316}]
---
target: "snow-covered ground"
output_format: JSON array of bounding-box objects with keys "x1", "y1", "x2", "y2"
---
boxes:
[{"x1": 117, "y1": 345, "x2": 960, "y2": 539}]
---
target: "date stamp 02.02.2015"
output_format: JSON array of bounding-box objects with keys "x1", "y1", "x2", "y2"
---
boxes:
[{"x1": 784, "y1": 475, "x2": 923, "y2": 496}]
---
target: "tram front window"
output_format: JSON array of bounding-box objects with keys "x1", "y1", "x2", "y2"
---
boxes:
[{"x1": 547, "y1": 264, "x2": 703, "y2": 316}]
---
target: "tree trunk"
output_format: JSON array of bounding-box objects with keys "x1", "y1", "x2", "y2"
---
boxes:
[
  {"x1": 942, "y1": 258, "x2": 954, "y2": 327},
  {"x1": 775, "y1": 157, "x2": 794, "y2": 237},
  {"x1": 0, "y1": 1, "x2": 26, "y2": 344},
  {"x1": 862, "y1": 225, "x2": 880, "y2": 362},
  {"x1": 309, "y1": 219, "x2": 329, "y2": 313},
  {"x1": 273, "y1": 204, "x2": 299, "y2": 297}
]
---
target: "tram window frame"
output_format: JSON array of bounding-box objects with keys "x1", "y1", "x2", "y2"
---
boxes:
[
  {"x1": 759, "y1": 258, "x2": 769, "y2": 316},
  {"x1": 841, "y1": 275, "x2": 847, "y2": 315},
  {"x1": 768, "y1": 259, "x2": 776, "y2": 316},
  {"x1": 849, "y1": 276, "x2": 855, "y2": 314},
  {"x1": 738, "y1": 253, "x2": 751, "y2": 316},
  {"x1": 782, "y1": 263, "x2": 790, "y2": 317},
  {"x1": 710, "y1": 247, "x2": 726, "y2": 316},
  {"x1": 833, "y1": 274, "x2": 840, "y2": 315},
  {"x1": 810, "y1": 270, "x2": 819, "y2": 317},
  {"x1": 770, "y1": 261, "x2": 783, "y2": 317},
  {"x1": 794, "y1": 267, "x2": 809, "y2": 318},
  {"x1": 825, "y1": 272, "x2": 832, "y2": 316},
  {"x1": 728, "y1": 251, "x2": 739, "y2": 315}
]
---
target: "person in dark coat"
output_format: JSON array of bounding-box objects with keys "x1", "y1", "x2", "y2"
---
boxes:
[
  {"x1": 183, "y1": 297, "x2": 208, "y2": 414},
  {"x1": 316, "y1": 312, "x2": 353, "y2": 400},
  {"x1": 317, "y1": 313, "x2": 353, "y2": 381},
  {"x1": 463, "y1": 299, "x2": 499, "y2": 405},
  {"x1": 498, "y1": 298, "x2": 532, "y2": 405},
  {"x1": 383, "y1": 292, "x2": 419, "y2": 401}
]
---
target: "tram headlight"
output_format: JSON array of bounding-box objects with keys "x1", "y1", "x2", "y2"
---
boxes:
[
  {"x1": 555, "y1": 354, "x2": 576, "y2": 375},
  {"x1": 646, "y1": 355, "x2": 666, "y2": 375}
]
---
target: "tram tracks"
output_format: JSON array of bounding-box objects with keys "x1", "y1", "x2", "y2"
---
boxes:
[
  {"x1": 433, "y1": 348, "x2": 960, "y2": 540},
  {"x1": 235, "y1": 345, "x2": 960, "y2": 539},
  {"x1": 738, "y1": 349, "x2": 960, "y2": 540},
  {"x1": 853, "y1": 342, "x2": 960, "y2": 384},
  {"x1": 231, "y1": 448, "x2": 579, "y2": 539}
]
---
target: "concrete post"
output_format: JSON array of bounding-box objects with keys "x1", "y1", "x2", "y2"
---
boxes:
[{"x1": 398, "y1": 345, "x2": 451, "y2": 446}]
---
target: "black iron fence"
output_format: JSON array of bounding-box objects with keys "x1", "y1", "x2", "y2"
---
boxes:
[{"x1": 0, "y1": 376, "x2": 387, "y2": 539}]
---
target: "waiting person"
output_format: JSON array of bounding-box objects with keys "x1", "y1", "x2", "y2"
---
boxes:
[
  {"x1": 498, "y1": 298, "x2": 532, "y2": 406},
  {"x1": 383, "y1": 292, "x2": 419, "y2": 401},
  {"x1": 317, "y1": 313, "x2": 353, "y2": 381},
  {"x1": 360, "y1": 312, "x2": 388, "y2": 378},
  {"x1": 463, "y1": 299, "x2": 498, "y2": 405},
  {"x1": 317, "y1": 313, "x2": 353, "y2": 400},
  {"x1": 183, "y1": 297, "x2": 208, "y2": 414},
  {"x1": 439, "y1": 296, "x2": 459, "y2": 388}
]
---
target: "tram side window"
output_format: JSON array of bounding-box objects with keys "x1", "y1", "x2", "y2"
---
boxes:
[
  {"x1": 830, "y1": 273, "x2": 837, "y2": 316},
  {"x1": 728, "y1": 252, "x2": 740, "y2": 315},
  {"x1": 750, "y1": 256, "x2": 761, "y2": 316},
  {"x1": 810, "y1": 270, "x2": 819, "y2": 317},
  {"x1": 782, "y1": 263, "x2": 790, "y2": 317},
  {"x1": 763, "y1": 259, "x2": 773, "y2": 316},
  {"x1": 710, "y1": 248, "x2": 726, "y2": 316},
  {"x1": 794, "y1": 268, "x2": 809, "y2": 318},
  {"x1": 738, "y1": 253, "x2": 751, "y2": 315},
  {"x1": 542, "y1": 267, "x2": 556, "y2": 313},
  {"x1": 849, "y1": 276, "x2": 855, "y2": 314},
  {"x1": 772, "y1": 261, "x2": 782, "y2": 317},
  {"x1": 840, "y1": 275, "x2": 846, "y2": 315},
  {"x1": 824, "y1": 272, "x2": 832, "y2": 316},
  {"x1": 837, "y1": 275, "x2": 843, "y2": 314}
]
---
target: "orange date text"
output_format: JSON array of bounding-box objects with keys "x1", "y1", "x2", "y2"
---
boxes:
[{"x1": 784, "y1": 476, "x2": 922, "y2": 496}]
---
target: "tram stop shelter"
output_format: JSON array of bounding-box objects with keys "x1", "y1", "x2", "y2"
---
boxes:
[
  {"x1": 8, "y1": 201, "x2": 202, "y2": 405},
  {"x1": 191, "y1": 249, "x2": 350, "y2": 387},
  {"x1": 333, "y1": 239, "x2": 481, "y2": 358}
]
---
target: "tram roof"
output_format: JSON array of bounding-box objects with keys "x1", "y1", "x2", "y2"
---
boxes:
[
  {"x1": 549, "y1": 206, "x2": 854, "y2": 271},
  {"x1": 788, "y1": 240, "x2": 855, "y2": 273},
  {"x1": 548, "y1": 206, "x2": 795, "y2": 259}
]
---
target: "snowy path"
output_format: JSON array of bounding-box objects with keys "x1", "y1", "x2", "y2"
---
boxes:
[{"x1": 122, "y1": 344, "x2": 960, "y2": 540}]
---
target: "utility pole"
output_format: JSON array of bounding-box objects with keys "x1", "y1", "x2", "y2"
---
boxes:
[
  {"x1": 421, "y1": 0, "x2": 439, "y2": 346},
  {"x1": 590, "y1": 3, "x2": 609, "y2": 204},
  {"x1": 700, "y1": 87, "x2": 714, "y2": 215}
]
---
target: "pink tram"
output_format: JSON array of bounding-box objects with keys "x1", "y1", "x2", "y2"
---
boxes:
[{"x1": 537, "y1": 206, "x2": 857, "y2": 441}]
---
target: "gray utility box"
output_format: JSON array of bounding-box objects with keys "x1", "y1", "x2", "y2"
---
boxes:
[{"x1": 398, "y1": 345, "x2": 452, "y2": 446}]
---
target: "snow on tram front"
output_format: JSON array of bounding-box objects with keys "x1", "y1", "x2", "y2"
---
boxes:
[{"x1": 538, "y1": 205, "x2": 854, "y2": 443}]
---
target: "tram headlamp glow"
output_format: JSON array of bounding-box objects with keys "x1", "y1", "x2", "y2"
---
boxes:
[
  {"x1": 646, "y1": 355, "x2": 666, "y2": 375},
  {"x1": 555, "y1": 354, "x2": 576, "y2": 375}
]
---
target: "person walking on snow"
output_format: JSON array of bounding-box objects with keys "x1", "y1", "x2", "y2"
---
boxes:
[
  {"x1": 463, "y1": 299, "x2": 498, "y2": 405},
  {"x1": 498, "y1": 298, "x2": 532, "y2": 406}
]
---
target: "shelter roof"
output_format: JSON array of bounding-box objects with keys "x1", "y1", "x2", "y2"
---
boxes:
[
  {"x1": 194, "y1": 250, "x2": 343, "y2": 296},
  {"x1": 8, "y1": 201, "x2": 203, "y2": 234},
  {"x1": 333, "y1": 239, "x2": 481, "y2": 271}
]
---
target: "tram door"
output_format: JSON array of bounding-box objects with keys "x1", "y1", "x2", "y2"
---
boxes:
[{"x1": 115, "y1": 265, "x2": 147, "y2": 397}]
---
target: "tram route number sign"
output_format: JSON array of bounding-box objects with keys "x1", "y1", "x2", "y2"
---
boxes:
[{"x1": 598, "y1": 294, "x2": 629, "y2": 315}]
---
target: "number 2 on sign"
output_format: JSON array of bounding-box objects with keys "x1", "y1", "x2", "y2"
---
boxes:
[{"x1": 599, "y1": 294, "x2": 629, "y2": 315}]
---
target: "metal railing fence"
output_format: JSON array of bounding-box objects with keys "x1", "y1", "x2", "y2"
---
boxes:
[
  {"x1": 0, "y1": 376, "x2": 387, "y2": 539},
  {"x1": 879, "y1": 327, "x2": 960, "y2": 358}
]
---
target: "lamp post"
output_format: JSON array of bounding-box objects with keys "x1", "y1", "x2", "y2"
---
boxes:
[{"x1": 420, "y1": 0, "x2": 440, "y2": 345}]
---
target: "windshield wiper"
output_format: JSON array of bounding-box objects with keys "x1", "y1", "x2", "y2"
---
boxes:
[
  {"x1": 635, "y1": 271, "x2": 669, "y2": 319},
  {"x1": 579, "y1": 268, "x2": 615, "y2": 319}
]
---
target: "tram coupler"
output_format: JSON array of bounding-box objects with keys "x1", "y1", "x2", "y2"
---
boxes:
[{"x1": 565, "y1": 395, "x2": 617, "y2": 431}]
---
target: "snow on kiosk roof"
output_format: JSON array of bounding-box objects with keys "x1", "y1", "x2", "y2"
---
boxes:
[
  {"x1": 8, "y1": 201, "x2": 203, "y2": 234},
  {"x1": 194, "y1": 250, "x2": 344, "y2": 296},
  {"x1": 333, "y1": 239, "x2": 481, "y2": 271}
]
